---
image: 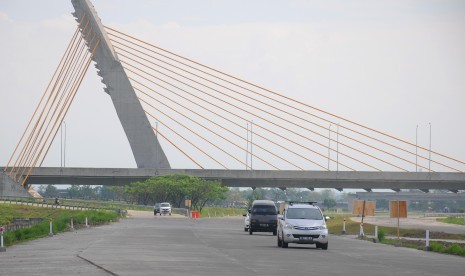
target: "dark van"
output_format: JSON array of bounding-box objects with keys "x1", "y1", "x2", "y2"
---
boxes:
[{"x1": 248, "y1": 200, "x2": 278, "y2": 236}]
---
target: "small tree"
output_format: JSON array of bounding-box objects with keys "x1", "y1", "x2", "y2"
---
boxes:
[
  {"x1": 323, "y1": 198, "x2": 337, "y2": 210},
  {"x1": 43, "y1": 185, "x2": 59, "y2": 198}
]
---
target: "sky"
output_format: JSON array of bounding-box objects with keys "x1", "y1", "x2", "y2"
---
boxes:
[{"x1": 1, "y1": 0, "x2": 464, "y2": 171}]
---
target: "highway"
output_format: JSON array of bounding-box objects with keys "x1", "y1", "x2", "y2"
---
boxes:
[{"x1": 0, "y1": 213, "x2": 463, "y2": 275}]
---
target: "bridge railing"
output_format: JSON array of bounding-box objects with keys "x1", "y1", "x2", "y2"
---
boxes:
[{"x1": 0, "y1": 196, "x2": 126, "y2": 215}]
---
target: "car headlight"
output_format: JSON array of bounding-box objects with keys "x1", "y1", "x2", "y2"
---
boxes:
[
  {"x1": 319, "y1": 225, "x2": 327, "y2": 230},
  {"x1": 284, "y1": 223, "x2": 294, "y2": 229}
]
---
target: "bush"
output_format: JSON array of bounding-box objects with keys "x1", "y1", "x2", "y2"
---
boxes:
[
  {"x1": 444, "y1": 244, "x2": 465, "y2": 256},
  {"x1": 377, "y1": 228, "x2": 386, "y2": 242},
  {"x1": 2, "y1": 209, "x2": 119, "y2": 247},
  {"x1": 430, "y1": 242, "x2": 444, "y2": 252}
]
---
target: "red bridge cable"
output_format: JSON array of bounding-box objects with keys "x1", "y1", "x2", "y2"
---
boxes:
[{"x1": 105, "y1": 26, "x2": 465, "y2": 169}]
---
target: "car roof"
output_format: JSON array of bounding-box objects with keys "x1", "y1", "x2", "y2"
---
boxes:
[
  {"x1": 287, "y1": 203, "x2": 320, "y2": 209},
  {"x1": 252, "y1": 200, "x2": 275, "y2": 206}
]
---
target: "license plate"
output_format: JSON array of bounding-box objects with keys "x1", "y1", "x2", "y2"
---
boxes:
[
  {"x1": 260, "y1": 224, "x2": 269, "y2": 227},
  {"x1": 299, "y1": 237, "x2": 313, "y2": 241}
]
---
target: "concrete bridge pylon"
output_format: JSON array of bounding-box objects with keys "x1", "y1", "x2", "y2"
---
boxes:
[
  {"x1": 71, "y1": 0, "x2": 170, "y2": 169},
  {"x1": 0, "y1": 172, "x2": 31, "y2": 197}
]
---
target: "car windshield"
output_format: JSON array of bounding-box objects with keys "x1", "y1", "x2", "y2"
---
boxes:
[
  {"x1": 161, "y1": 203, "x2": 170, "y2": 207},
  {"x1": 286, "y1": 208, "x2": 323, "y2": 220},
  {"x1": 252, "y1": 205, "x2": 276, "y2": 215}
]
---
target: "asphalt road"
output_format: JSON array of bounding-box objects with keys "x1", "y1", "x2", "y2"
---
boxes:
[{"x1": 0, "y1": 214, "x2": 464, "y2": 276}]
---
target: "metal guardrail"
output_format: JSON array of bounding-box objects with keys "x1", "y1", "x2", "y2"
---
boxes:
[
  {"x1": 423, "y1": 213, "x2": 465, "y2": 217},
  {"x1": 0, "y1": 196, "x2": 129, "y2": 233},
  {"x1": 3, "y1": 218, "x2": 44, "y2": 232}
]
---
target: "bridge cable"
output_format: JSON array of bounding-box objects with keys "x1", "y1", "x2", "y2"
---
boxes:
[
  {"x1": 110, "y1": 41, "x2": 440, "y2": 173},
  {"x1": 123, "y1": 63, "x2": 332, "y2": 170},
  {"x1": 105, "y1": 26, "x2": 464, "y2": 171},
  {"x1": 136, "y1": 86, "x2": 281, "y2": 170},
  {"x1": 105, "y1": 26, "x2": 465, "y2": 167},
  {"x1": 9, "y1": 21, "x2": 89, "y2": 178},
  {"x1": 114, "y1": 44, "x2": 408, "y2": 172},
  {"x1": 22, "y1": 37, "x2": 101, "y2": 186},
  {"x1": 131, "y1": 79, "x2": 300, "y2": 170},
  {"x1": 120, "y1": 58, "x2": 363, "y2": 171},
  {"x1": 16, "y1": 24, "x2": 92, "y2": 180},
  {"x1": 3, "y1": 15, "x2": 86, "y2": 173}
]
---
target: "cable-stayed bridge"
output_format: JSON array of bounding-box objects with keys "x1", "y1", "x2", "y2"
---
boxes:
[{"x1": 1, "y1": 0, "x2": 465, "y2": 196}]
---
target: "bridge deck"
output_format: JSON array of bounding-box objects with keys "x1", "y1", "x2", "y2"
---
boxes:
[{"x1": 2, "y1": 167, "x2": 465, "y2": 191}]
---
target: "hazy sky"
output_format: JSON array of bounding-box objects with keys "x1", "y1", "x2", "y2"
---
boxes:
[{"x1": 1, "y1": 0, "x2": 464, "y2": 171}]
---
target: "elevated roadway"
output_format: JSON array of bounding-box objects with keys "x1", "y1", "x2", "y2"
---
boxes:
[
  {"x1": 2, "y1": 167, "x2": 465, "y2": 191},
  {"x1": 356, "y1": 192, "x2": 465, "y2": 200}
]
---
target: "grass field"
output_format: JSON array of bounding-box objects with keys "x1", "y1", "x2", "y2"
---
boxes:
[
  {"x1": 325, "y1": 214, "x2": 465, "y2": 257},
  {"x1": 437, "y1": 217, "x2": 465, "y2": 226},
  {"x1": 0, "y1": 203, "x2": 120, "y2": 246}
]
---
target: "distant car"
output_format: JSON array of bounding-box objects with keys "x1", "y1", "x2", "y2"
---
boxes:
[
  {"x1": 159, "y1": 202, "x2": 172, "y2": 216},
  {"x1": 243, "y1": 212, "x2": 250, "y2": 232},
  {"x1": 154, "y1": 203, "x2": 161, "y2": 216}
]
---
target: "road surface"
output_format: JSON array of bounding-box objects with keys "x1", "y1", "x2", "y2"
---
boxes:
[{"x1": 0, "y1": 212, "x2": 463, "y2": 275}]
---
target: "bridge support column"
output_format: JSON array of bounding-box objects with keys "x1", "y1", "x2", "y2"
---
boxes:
[{"x1": 0, "y1": 172, "x2": 31, "y2": 197}]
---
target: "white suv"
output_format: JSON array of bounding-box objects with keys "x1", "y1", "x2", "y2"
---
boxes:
[
  {"x1": 159, "y1": 202, "x2": 172, "y2": 216},
  {"x1": 277, "y1": 202, "x2": 329, "y2": 250}
]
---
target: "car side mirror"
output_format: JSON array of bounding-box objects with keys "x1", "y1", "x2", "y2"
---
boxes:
[
  {"x1": 325, "y1": 216, "x2": 331, "y2": 220},
  {"x1": 248, "y1": 209, "x2": 251, "y2": 213},
  {"x1": 242, "y1": 214, "x2": 246, "y2": 217}
]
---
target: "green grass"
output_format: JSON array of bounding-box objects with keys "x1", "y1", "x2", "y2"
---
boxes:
[
  {"x1": 326, "y1": 214, "x2": 465, "y2": 257},
  {"x1": 437, "y1": 217, "x2": 465, "y2": 226},
  {"x1": 200, "y1": 207, "x2": 245, "y2": 217},
  {"x1": 326, "y1": 214, "x2": 465, "y2": 240},
  {"x1": 0, "y1": 204, "x2": 55, "y2": 225},
  {"x1": 0, "y1": 203, "x2": 121, "y2": 247}
]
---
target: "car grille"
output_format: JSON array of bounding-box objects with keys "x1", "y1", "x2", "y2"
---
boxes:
[
  {"x1": 293, "y1": 226, "x2": 319, "y2": 230},
  {"x1": 293, "y1": 234, "x2": 320, "y2": 239}
]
